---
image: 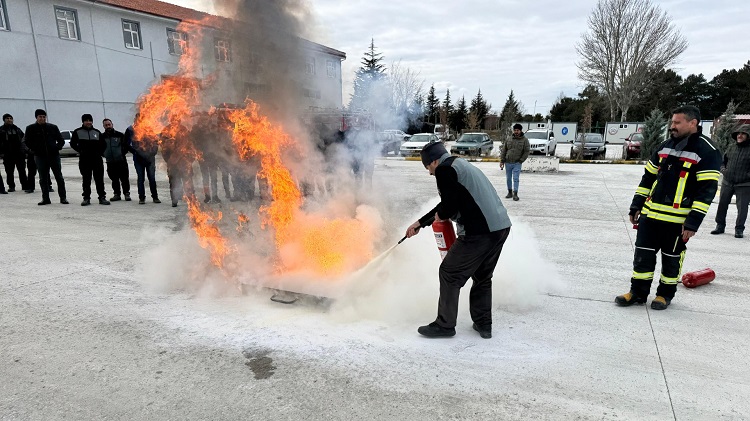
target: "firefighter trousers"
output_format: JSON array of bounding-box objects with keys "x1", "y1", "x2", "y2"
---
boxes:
[
  {"x1": 436, "y1": 228, "x2": 510, "y2": 329},
  {"x1": 630, "y1": 217, "x2": 687, "y2": 301}
]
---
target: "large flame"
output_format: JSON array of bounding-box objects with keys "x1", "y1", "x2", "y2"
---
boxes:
[{"x1": 186, "y1": 196, "x2": 232, "y2": 268}]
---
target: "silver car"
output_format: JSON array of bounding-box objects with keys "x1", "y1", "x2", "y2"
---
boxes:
[{"x1": 59, "y1": 130, "x2": 79, "y2": 157}]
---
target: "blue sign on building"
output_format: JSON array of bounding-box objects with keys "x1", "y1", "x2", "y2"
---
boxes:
[{"x1": 562, "y1": 127, "x2": 569, "y2": 135}]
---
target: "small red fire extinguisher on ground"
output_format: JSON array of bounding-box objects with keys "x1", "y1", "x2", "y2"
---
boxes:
[
  {"x1": 432, "y1": 220, "x2": 456, "y2": 259},
  {"x1": 682, "y1": 268, "x2": 715, "y2": 288}
]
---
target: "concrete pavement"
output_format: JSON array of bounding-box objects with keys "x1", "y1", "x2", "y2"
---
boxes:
[{"x1": 1, "y1": 156, "x2": 748, "y2": 420}]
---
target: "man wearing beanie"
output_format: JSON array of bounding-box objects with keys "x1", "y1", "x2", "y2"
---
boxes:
[
  {"x1": 71, "y1": 113, "x2": 109, "y2": 206},
  {"x1": 1, "y1": 113, "x2": 28, "y2": 194},
  {"x1": 499, "y1": 123, "x2": 530, "y2": 201},
  {"x1": 23, "y1": 109, "x2": 68, "y2": 205},
  {"x1": 404, "y1": 141, "x2": 512, "y2": 339},
  {"x1": 711, "y1": 124, "x2": 750, "y2": 238}
]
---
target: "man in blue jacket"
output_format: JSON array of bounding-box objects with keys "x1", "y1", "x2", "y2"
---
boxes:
[{"x1": 405, "y1": 142, "x2": 512, "y2": 339}]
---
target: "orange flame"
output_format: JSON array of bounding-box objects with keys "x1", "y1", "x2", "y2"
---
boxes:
[{"x1": 186, "y1": 196, "x2": 232, "y2": 268}]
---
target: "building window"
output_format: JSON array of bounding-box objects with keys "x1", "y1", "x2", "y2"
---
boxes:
[
  {"x1": 326, "y1": 60, "x2": 336, "y2": 78},
  {"x1": 122, "y1": 20, "x2": 142, "y2": 49},
  {"x1": 214, "y1": 38, "x2": 231, "y2": 62},
  {"x1": 0, "y1": 0, "x2": 9, "y2": 31},
  {"x1": 167, "y1": 29, "x2": 187, "y2": 55},
  {"x1": 54, "y1": 6, "x2": 79, "y2": 40},
  {"x1": 303, "y1": 88, "x2": 321, "y2": 99},
  {"x1": 305, "y1": 57, "x2": 315, "y2": 75}
]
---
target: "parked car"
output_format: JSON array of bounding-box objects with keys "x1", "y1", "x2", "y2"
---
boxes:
[
  {"x1": 378, "y1": 129, "x2": 411, "y2": 156},
  {"x1": 399, "y1": 133, "x2": 439, "y2": 157},
  {"x1": 622, "y1": 132, "x2": 643, "y2": 160},
  {"x1": 451, "y1": 133, "x2": 493, "y2": 157},
  {"x1": 570, "y1": 133, "x2": 607, "y2": 159},
  {"x1": 59, "y1": 130, "x2": 78, "y2": 157},
  {"x1": 525, "y1": 129, "x2": 557, "y2": 156}
]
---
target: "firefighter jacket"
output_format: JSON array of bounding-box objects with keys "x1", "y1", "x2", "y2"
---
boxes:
[
  {"x1": 102, "y1": 129, "x2": 128, "y2": 163},
  {"x1": 419, "y1": 154, "x2": 512, "y2": 236},
  {"x1": 500, "y1": 134, "x2": 530, "y2": 163},
  {"x1": 630, "y1": 128, "x2": 722, "y2": 232},
  {"x1": 23, "y1": 122, "x2": 64, "y2": 158},
  {"x1": 0, "y1": 124, "x2": 24, "y2": 156},
  {"x1": 71, "y1": 126, "x2": 105, "y2": 159}
]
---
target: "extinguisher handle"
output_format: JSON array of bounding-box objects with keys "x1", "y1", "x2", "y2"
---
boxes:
[{"x1": 421, "y1": 217, "x2": 435, "y2": 228}]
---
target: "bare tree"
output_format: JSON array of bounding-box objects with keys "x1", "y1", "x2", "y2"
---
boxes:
[
  {"x1": 576, "y1": 0, "x2": 688, "y2": 121},
  {"x1": 388, "y1": 60, "x2": 424, "y2": 115},
  {"x1": 466, "y1": 110, "x2": 480, "y2": 131}
]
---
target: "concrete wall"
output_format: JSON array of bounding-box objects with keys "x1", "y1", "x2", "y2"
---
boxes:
[{"x1": 0, "y1": 0, "x2": 344, "y2": 131}]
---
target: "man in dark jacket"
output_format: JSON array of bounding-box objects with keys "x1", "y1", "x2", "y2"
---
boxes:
[
  {"x1": 499, "y1": 123, "x2": 530, "y2": 201},
  {"x1": 125, "y1": 114, "x2": 160, "y2": 205},
  {"x1": 102, "y1": 118, "x2": 131, "y2": 202},
  {"x1": 71, "y1": 114, "x2": 108, "y2": 206},
  {"x1": 192, "y1": 113, "x2": 221, "y2": 203},
  {"x1": 161, "y1": 117, "x2": 195, "y2": 207},
  {"x1": 616, "y1": 106, "x2": 722, "y2": 310},
  {"x1": 1, "y1": 113, "x2": 28, "y2": 194},
  {"x1": 711, "y1": 124, "x2": 750, "y2": 238},
  {"x1": 405, "y1": 142, "x2": 512, "y2": 339},
  {"x1": 23, "y1": 109, "x2": 68, "y2": 205}
]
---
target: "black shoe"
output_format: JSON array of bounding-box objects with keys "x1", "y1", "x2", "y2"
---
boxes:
[
  {"x1": 204, "y1": 196, "x2": 211, "y2": 203},
  {"x1": 8, "y1": 188, "x2": 14, "y2": 192},
  {"x1": 472, "y1": 323, "x2": 492, "y2": 339},
  {"x1": 25, "y1": 189, "x2": 34, "y2": 193},
  {"x1": 615, "y1": 291, "x2": 646, "y2": 306},
  {"x1": 60, "y1": 198, "x2": 69, "y2": 204},
  {"x1": 81, "y1": 199, "x2": 91, "y2": 206},
  {"x1": 512, "y1": 191, "x2": 519, "y2": 201},
  {"x1": 110, "y1": 195, "x2": 122, "y2": 202},
  {"x1": 153, "y1": 198, "x2": 161, "y2": 204},
  {"x1": 711, "y1": 226, "x2": 725, "y2": 235},
  {"x1": 99, "y1": 198, "x2": 110, "y2": 205},
  {"x1": 48, "y1": 187, "x2": 54, "y2": 193},
  {"x1": 38, "y1": 199, "x2": 52, "y2": 206},
  {"x1": 736, "y1": 230, "x2": 744, "y2": 239},
  {"x1": 172, "y1": 201, "x2": 178, "y2": 207},
  {"x1": 651, "y1": 296, "x2": 671, "y2": 310},
  {"x1": 212, "y1": 196, "x2": 221, "y2": 203},
  {"x1": 0, "y1": 190, "x2": 7, "y2": 194},
  {"x1": 417, "y1": 322, "x2": 456, "y2": 338},
  {"x1": 505, "y1": 190, "x2": 512, "y2": 199},
  {"x1": 138, "y1": 198, "x2": 146, "y2": 205},
  {"x1": 124, "y1": 194, "x2": 132, "y2": 201}
]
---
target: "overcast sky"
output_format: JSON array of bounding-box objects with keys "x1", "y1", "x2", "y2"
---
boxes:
[{"x1": 170, "y1": 0, "x2": 747, "y2": 116}]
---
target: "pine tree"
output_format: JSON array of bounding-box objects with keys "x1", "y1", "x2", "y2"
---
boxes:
[
  {"x1": 349, "y1": 39, "x2": 387, "y2": 111},
  {"x1": 450, "y1": 95, "x2": 468, "y2": 133},
  {"x1": 498, "y1": 90, "x2": 522, "y2": 141},
  {"x1": 640, "y1": 109, "x2": 668, "y2": 160},
  {"x1": 425, "y1": 85, "x2": 439, "y2": 123},
  {"x1": 713, "y1": 100, "x2": 739, "y2": 154},
  {"x1": 469, "y1": 89, "x2": 490, "y2": 129}
]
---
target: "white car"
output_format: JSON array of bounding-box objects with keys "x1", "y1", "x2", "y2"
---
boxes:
[
  {"x1": 525, "y1": 129, "x2": 557, "y2": 156},
  {"x1": 59, "y1": 130, "x2": 79, "y2": 157},
  {"x1": 399, "y1": 133, "x2": 439, "y2": 157}
]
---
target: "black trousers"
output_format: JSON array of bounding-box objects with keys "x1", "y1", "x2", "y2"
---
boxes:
[
  {"x1": 3, "y1": 153, "x2": 28, "y2": 191},
  {"x1": 630, "y1": 217, "x2": 686, "y2": 301},
  {"x1": 35, "y1": 155, "x2": 66, "y2": 201},
  {"x1": 199, "y1": 159, "x2": 219, "y2": 198},
  {"x1": 79, "y1": 157, "x2": 106, "y2": 200},
  {"x1": 26, "y1": 154, "x2": 37, "y2": 191},
  {"x1": 167, "y1": 161, "x2": 195, "y2": 203},
  {"x1": 436, "y1": 227, "x2": 510, "y2": 329},
  {"x1": 715, "y1": 181, "x2": 750, "y2": 232},
  {"x1": 106, "y1": 160, "x2": 130, "y2": 196}
]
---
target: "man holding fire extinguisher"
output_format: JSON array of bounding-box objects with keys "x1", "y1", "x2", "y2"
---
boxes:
[{"x1": 405, "y1": 141, "x2": 512, "y2": 339}]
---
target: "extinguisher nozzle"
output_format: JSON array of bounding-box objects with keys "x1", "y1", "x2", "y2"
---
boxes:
[{"x1": 397, "y1": 235, "x2": 407, "y2": 245}]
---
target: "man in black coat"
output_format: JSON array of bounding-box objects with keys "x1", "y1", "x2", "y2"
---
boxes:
[
  {"x1": 23, "y1": 109, "x2": 68, "y2": 205},
  {"x1": 1, "y1": 113, "x2": 30, "y2": 193},
  {"x1": 71, "y1": 114, "x2": 109, "y2": 206},
  {"x1": 101, "y1": 118, "x2": 130, "y2": 201}
]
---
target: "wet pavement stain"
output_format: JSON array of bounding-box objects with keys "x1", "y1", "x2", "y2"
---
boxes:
[{"x1": 242, "y1": 348, "x2": 276, "y2": 380}]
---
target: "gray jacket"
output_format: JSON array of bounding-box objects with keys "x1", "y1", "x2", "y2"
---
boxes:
[
  {"x1": 501, "y1": 134, "x2": 530, "y2": 163},
  {"x1": 724, "y1": 125, "x2": 750, "y2": 186}
]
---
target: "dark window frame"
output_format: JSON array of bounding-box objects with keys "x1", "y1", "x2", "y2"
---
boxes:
[
  {"x1": 0, "y1": 0, "x2": 10, "y2": 31},
  {"x1": 166, "y1": 28, "x2": 187, "y2": 55}
]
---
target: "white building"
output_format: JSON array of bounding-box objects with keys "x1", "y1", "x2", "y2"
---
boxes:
[{"x1": 0, "y1": 0, "x2": 346, "y2": 131}]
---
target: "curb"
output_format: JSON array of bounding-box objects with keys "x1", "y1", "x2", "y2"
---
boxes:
[{"x1": 391, "y1": 156, "x2": 646, "y2": 165}]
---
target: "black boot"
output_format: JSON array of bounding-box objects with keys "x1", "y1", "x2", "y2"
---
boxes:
[
  {"x1": 711, "y1": 225, "x2": 725, "y2": 235},
  {"x1": 81, "y1": 199, "x2": 91, "y2": 206},
  {"x1": 505, "y1": 190, "x2": 512, "y2": 199},
  {"x1": 417, "y1": 322, "x2": 455, "y2": 338},
  {"x1": 99, "y1": 198, "x2": 111, "y2": 205},
  {"x1": 736, "y1": 229, "x2": 744, "y2": 239},
  {"x1": 512, "y1": 191, "x2": 519, "y2": 201}
]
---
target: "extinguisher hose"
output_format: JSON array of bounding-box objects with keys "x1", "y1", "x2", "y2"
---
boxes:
[{"x1": 398, "y1": 216, "x2": 436, "y2": 244}]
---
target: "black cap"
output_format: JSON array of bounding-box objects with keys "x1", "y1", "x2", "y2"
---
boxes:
[
  {"x1": 513, "y1": 123, "x2": 523, "y2": 131},
  {"x1": 35, "y1": 109, "x2": 46, "y2": 117},
  {"x1": 420, "y1": 141, "x2": 449, "y2": 167},
  {"x1": 81, "y1": 113, "x2": 93, "y2": 122}
]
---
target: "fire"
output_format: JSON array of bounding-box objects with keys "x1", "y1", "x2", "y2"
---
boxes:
[{"x1": 186, "y1": 196, "x2": 232, "y2": 268}]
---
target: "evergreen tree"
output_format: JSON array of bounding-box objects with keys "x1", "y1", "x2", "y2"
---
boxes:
[
  {"x1": 450, "y1": 95, "x2": 468, "y2": 133},
  {"x1": 349, "y1": 39, "x2": 387, "y2": 111},
  {"x1": 498, "y1": 90, "x2": 522, "y2": 141},
  {"x1": 640, "y1": 109, "x2": 668, "y2": 160},
  {"x1": 713, "y1": 101, "x2": 739, "y2": 154},
  {"x1": 469, "y1": 89, "x2": 490, "y2": 128},
  {"x1": 442, "y1": 89, "x2": 454, "y2": 118},
  {"x1": 425, "y1": 85, "x2": 440, "y2": 123}
]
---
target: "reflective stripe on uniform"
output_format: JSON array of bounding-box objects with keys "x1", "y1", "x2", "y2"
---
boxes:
[
  {"x1": 645, "y1": 160, "x2": 659, "y2": 174},
  {"x1": 641, "y1": 208, "x2": 687, "y2": 224},
  {"x1": 645, "y1": 201, "x2": 691, "y2": 215},
  {"x1": 696, "y1": 170, "x2": 721, "y2": 182},
  {"x1": 636, "y1": 187, "x2": 650, "y2": 197},
  {"x1": 692, "y1": 201, "x2": 710, "y2": 214},
  {"x1": 632, "y1": 271, "x2": 655, "y2": 280}
]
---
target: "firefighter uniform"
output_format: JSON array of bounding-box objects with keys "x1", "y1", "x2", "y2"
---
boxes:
[{"x1": 627, "y1": 127, "x2": 721, "y2": 304}]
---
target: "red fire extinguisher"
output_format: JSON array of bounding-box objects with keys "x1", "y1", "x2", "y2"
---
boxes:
[
  {"x1": 682, "y1": 268, "x2": 715, "y2": 288},
  {"x1": 432, "y1": 220, "x2": 456, "y2": 259}
]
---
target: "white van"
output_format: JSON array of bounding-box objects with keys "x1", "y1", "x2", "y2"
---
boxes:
[{"x1": 434, "y1": 124, "x2": 454, "y2": 141}]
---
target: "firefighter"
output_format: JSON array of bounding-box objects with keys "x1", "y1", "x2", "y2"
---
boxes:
[
  {"x1": 405, "y1": 141, "x2": 512, "y2": 339},
  {"x1": 616, "y1": 106, "x2": 722, "y2": 310}
]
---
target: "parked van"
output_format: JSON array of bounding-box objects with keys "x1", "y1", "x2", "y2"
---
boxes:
[{"x1": 434, "y1": 124, "x2": 454, "y2": 141}]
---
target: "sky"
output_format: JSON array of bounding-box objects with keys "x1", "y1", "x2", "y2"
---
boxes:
[{"x1": 168, "y1": 0, "x2": 747, "y2": 117}]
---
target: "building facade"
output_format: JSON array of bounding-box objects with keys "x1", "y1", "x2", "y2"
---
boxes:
[{"x1": 0, "y1": 0, "x2": 345, "y2": 130}]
